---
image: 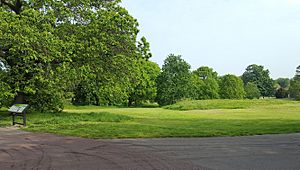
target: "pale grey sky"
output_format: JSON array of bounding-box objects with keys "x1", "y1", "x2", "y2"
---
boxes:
[{"x1": 122, "y1": 0, "x2": 300, "y2": 78}]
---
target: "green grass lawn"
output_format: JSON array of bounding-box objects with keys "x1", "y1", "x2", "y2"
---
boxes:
[{"x1": 1, "y1": 99, "x2": 300, "y2": 139}]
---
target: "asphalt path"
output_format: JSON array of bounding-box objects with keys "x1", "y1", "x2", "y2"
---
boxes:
[{"x1": 1, "y1": 127, "x2": 300, "y2": 170}]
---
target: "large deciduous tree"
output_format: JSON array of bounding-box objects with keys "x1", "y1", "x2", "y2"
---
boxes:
[
  {"x1": 241, "y1": 64, "x2": 274, "y2": 97},
  {"x1": 0, "y1": 2, "x2": 70, "y2": 111},
  {"x1": 59, "y1": 1, "x2": 142, "y2": 106},
  {"x1": 0, "y1": 0, "x2": 150, "y2": 111},
  {"x1": 219, "y1": 74, "x2": 245, "y2": 99},
  {"x1": 156, "y1": 54, "x2": 192, "y2": 106},
  {"x1": 191, "y1": 66, "x2": 219, "y2": 100}
]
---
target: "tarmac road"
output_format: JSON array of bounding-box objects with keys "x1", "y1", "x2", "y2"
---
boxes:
[{"x1": 1, "y1": 127, "x2": 300, "y2": 170}]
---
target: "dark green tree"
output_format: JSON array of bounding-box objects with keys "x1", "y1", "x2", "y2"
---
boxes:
[
  {"x1": 296, "y1": 65, "x2": 300, "y2": 78},
  {"x1": 244, "y1": 82, "x2": 261, "y2": 99},
  {"x1": 275, "y1": 88, "x2": 289, "y2": 99},
  {"x1": 219, "y1": 74, "x2": 245, "y2": 99},
  {"x1": 156, "y1": 54, "x2": 192, "y2": 106},
  {"x1": 241, "y1": 64, "x2": 274, "y2": 97},
  {"x1": 290, "y1": 81, "x2": 300, "y2": 100},
  {"x1": 275, "y1": 78, "x2": 290, "y2": 89}
]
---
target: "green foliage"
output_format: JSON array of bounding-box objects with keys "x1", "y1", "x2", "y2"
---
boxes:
[
  {"x1": 191, "y1": 66, "x2": 219, "y2": 100},
  {"x1": 127, "y1": 36, "x2": 159, "y2": 106},
  {"x1": 290, "y1": 66, "x2": 300, "y2": 100},
  {"x1": 128, "y1": 60, "x2": 160, "y2": 106},
  {"x1": 156, "y1": 54, "x2": 192, "y2": 106},
  {"x1": 276, "y1": 78, "x2": 290, "y2": 89},
  {"x1": 0, "y1": 8, "x2": 69, "y2": 111},
  {"x1": 242, "y1": 64, "x2": 274, "y2": 97},
  {"x1": 65, "y1": 3, "x2": 143, "y2": 106},
  {"x1": 219, "y1": 74, "x2": 245, "y2": 99},
  {"x1": 28, "y1": 87, "x2": 65, "y2": 112},
  {"x1": 72, "y1": 55, "x2": 137, "y2": 106},
  {"x1": 289, "y1": 80, "x2": 300, "y2": 100},
  {"x1": 0, "y1": 81, "x2": 14, "y2": 107},
  {"x1": 1, "y1": 0, "x2": 151, "y2": 110},
  {"x1": 193, "y1": 66, "x2": 218, "y2": 80},
  {"x1": 137, "y1": 37, "x2": 152, "y2": 60},
  {"x1": 275, "y1": 87, "x2": 289, "y2": 99},
  {"x1": 296, "y1": 65, "x2": 300, "y2": 79},
  {"x1": 244, "y1": 82, "x2": 261, "y2": 99}
]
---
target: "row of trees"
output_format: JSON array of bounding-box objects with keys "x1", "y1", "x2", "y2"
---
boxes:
[
  {"x1": 156, "y1": 54, "x2": 300, "y2": 106},
  {"x1": 0, "y1": 1, "x2": 299, "y2": 111}
]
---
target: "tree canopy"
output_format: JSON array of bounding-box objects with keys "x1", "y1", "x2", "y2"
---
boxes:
[
  {"x1": 219, "y1": 74, "x2": 245, "y2": 99},
  {"x1": 156, "y1": 54, "x2": 192, "y2": 106},
  {"x1": 1, "y1": 1, "x2": 298, "y2": 110},
  {"x1": 275, "y1": 78, "x2": 290, "y2": 89},
  {"x1": 290, "y1": 65, "x2": 300, "y2": 100},
  {"x1": 0, "y1": 0, "x2": 155, "y2": 111},
  {"x1": 241, "y1": 64, "x2": 274, "y2": 97},
  {"x1": 244, "y1": 82, "x2": 261, "y2": 99},
  {"x1": 191, "y1": 66, "x2": 219, "y2": 100}
]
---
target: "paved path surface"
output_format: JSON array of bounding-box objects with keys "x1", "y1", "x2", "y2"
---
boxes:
[{"x1": 1, "y1": 127, "x2": 300, "y2": 170}]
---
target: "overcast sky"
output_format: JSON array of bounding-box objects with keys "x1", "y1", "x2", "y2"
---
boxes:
[{"x1": 122, "y1": 0, "x2": 300, "y2": 78}]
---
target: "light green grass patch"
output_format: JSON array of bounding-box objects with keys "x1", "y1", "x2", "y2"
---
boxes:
[
  {"x1": 1, "y1": 99, "x2": 300, "y2": 139},
  {"x1": 164, "y1": 99, "x2": 296, "y2": 110}
]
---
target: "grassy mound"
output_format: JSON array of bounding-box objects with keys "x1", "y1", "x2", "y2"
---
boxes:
[{"x1": 164, "y1": 99, "x2": 296, "y2": 110}]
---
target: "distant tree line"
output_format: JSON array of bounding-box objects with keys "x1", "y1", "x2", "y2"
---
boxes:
[
  {"x1": 156, "y1": 54, "x2": 300, "y2": 106},
  {"x1": 0, "y1": 1, "x2": 300, "y2": 111}
]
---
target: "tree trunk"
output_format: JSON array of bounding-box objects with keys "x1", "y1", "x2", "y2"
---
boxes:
[{"x1": 128, "y1": 97, "x2": 133, "y2": 107}]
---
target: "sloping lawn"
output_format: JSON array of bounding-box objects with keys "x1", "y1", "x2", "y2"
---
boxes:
[
  {"x1": 1, "y1": 99, "x2": 300, "y2": 139},
  {"x1": 163, "y1": 99, "x2": 299, "y2": 110}
]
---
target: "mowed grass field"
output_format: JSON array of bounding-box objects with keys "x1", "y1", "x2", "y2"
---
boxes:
[{"x1": 1, "y1": 99, "x2": 300, "y2": 139}]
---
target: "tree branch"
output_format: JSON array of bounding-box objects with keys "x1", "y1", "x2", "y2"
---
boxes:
[{"x1": 0, "y1": 0, "x2": 22, "y2": 14}]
